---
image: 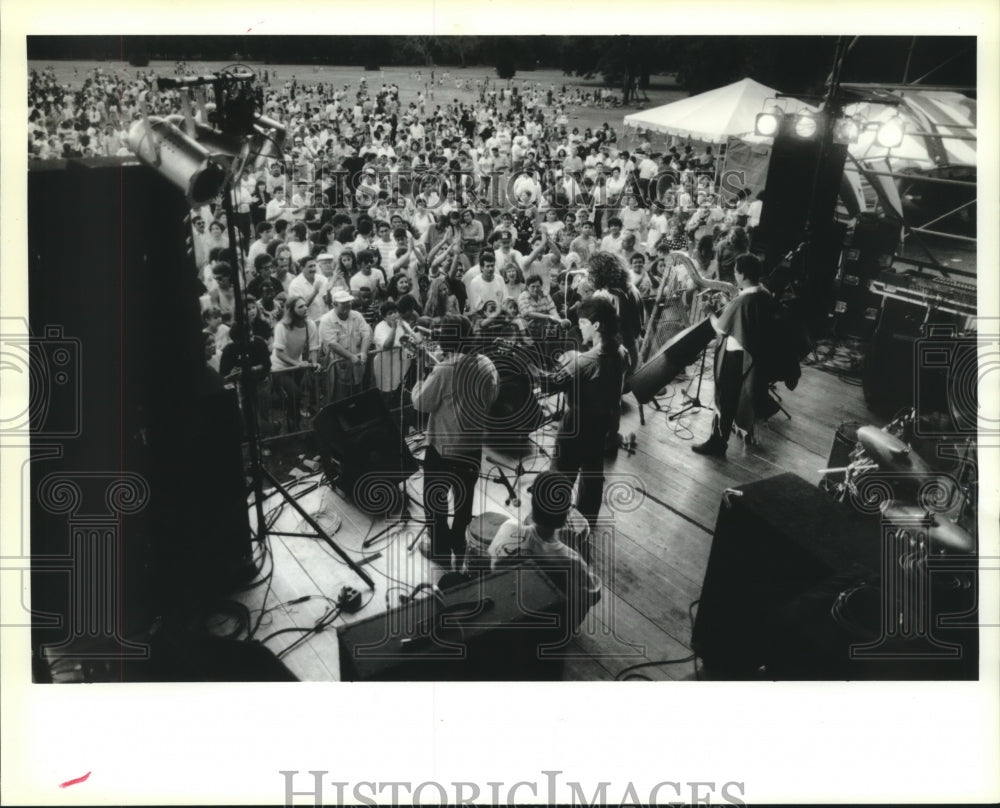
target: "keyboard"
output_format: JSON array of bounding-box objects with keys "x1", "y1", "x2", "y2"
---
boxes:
[{"x1": 870, "y1": 271, "x2": 976, "y2": 317}]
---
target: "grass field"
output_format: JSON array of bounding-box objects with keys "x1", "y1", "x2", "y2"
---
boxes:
[{"x1": 28, "y1": 59, "x2": 688, "y2": 139}]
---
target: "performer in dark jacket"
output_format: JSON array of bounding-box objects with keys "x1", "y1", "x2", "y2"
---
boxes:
[
  {"x1": 692, "y1": 253, "x2": 777, "y2": 457},
  {"x1": 548, "y1": 297, "x2": 629, "y2": 529}
]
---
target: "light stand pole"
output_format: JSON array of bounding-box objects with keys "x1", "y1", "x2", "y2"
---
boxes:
[
  {"x1": 220, "y1": 179, "x2": 375, "y2": 590},
  {"x1": 222, "y1": 177, "x2": 375, "y2": 589}
]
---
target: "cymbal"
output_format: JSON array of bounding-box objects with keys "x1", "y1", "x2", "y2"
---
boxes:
[
  {"x1": 881, "y1": 504, "x2": 975, "y2": 554},
  {"x1": 857, "y1": 425, "x2": 933, "y2": 477}
]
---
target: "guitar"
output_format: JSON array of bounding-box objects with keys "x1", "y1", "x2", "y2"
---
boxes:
[{"x1": 399, "y1": 334, "x2": 443, "y2": 367}]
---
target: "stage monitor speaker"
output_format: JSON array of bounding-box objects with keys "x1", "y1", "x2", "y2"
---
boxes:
[
  {"x1": 28, "y1": 159, "x2": 252, "y2": 663},
  {"x1": 692, "y1": 473, "x2": 880, "y2": 677},
  {"x1": 338, "y1": 563, "x2": 568, "y2": 681},
  {"x1": 756, "y1": 133, "x2": 848, "y2": 270},
  {"x1": 693, "y1": 472, "x2": 977, "y2": 679},
  {"x1": 314, "y1": 387, "x2": 419, "y2": 512}
]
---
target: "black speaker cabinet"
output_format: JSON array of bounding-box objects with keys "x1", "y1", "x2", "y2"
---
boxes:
[
  {"x1": 832, "y1": 214, "x2": 901, "y2": 339},
  {"x1": 693, "y1": 473, "x2": 976, "y2": 679},
  {"x1": 338, "y1": 563, "x2": 568, "y2": 681},
  {"x1": 314, "y1": 387, "x2": 419, "y2": 510},
  {"x1": 693, "y1": 473, "x2": 879, "y2": 676},
  {"x1": 757, "y1": 133, "x2": 849, "y2": 270},
  {"x1": 862, "y1": 303, "x2": 968, "y2": 419}
]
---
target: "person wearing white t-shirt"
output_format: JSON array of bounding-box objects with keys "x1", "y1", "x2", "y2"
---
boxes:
[
  {"x1": 488, "y1": 470, "x2": 601, "y2": 625},
  {"x1": 287, "y1": 256, "x2": 328, "y2": 323},
  {"x1": 468, "y1": 257, "x2": 507, "y2": 314},
  {"x1": 349, "y1": 251, "x2": 387, "y2": 297},
  {"x1": 265, "y1": 185, "x2": 299, "y2": 223},
  {"x1": 372, "y1": 300, "x2": 410, "y2": 397},
  {"x1": 599, "y1": 217, "x2": 624, "y2": 255},
  {"x1": 493, "y1": 230, "x2": 525, "y2": 272}
]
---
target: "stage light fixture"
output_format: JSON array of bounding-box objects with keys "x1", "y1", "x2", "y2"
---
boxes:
[
  {"x1": 793, "y1": 112, "x2": 818, "y2": 139},
  {"x1": 875, "y1": 116, "x2": 905, "y2": 149},
  {"x1": 754, "y1": 111, "x2": 781, "y2": 137},
  {"x1": 832, "y1": 116, "x2": 861, "y2": 145},
  {"x1": 127, "y1": 116, "x2": 228, "y2": 205}
]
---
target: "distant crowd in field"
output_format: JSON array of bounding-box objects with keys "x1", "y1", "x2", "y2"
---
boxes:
[{"x1": 27, "y1": 62, "x2": 761, "y2": 422}]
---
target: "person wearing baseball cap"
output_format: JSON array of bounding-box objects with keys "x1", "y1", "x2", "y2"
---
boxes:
[{"x1": 318, "y1": 288, "x2": 371, "y2": 403}]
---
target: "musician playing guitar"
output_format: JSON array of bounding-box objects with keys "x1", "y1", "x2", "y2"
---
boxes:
[
  {"x1": 411, "y1": 314, "x2": 499, "y2": 571},
  {"x1": 692, "y1": 253, "x2": 777, "y2": 458},
  {"x1": 546, "y1": 297, "x2": 629, "y2": 531}
]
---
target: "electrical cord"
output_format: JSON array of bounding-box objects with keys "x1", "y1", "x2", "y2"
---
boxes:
[
  {"x1": 613, "y1": 598, "x2": 702, "y2": 681},
  {"x1": 271, "y1": 606, "x2": 342, "y2": 658}
]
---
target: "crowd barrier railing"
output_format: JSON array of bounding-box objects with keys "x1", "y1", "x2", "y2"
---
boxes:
[{"x1": 224, "y1": 345, "x2": 413, "y2": 442}]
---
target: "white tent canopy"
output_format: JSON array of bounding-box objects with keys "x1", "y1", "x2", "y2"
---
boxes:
[{"x1": 622, "y1": 77, "x2": 814, "y2": 144}]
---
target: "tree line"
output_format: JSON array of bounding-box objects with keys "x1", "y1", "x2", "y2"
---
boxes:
[{"x1": 28, "y1": 35, "x2": 974, "y2": 100}]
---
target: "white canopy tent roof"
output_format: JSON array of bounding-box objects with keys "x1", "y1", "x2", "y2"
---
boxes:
[{"x1": 622, "y1": 77, "x2": 815, "y2": 144}]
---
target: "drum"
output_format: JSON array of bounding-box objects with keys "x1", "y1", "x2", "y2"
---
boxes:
[
  {"x1": 465, "y1": 511, "x2": 511, "y2": 572},
  {"x1": 819, "y1": 422, "x2": 861, "y2": 496}
]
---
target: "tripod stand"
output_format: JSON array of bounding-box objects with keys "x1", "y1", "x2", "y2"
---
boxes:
[
  {"x1": 668, "y1": 343, "x2": 710, "y2": 422},
  {"x1": 219, "y1": 169, "x2": 374, "y2": 591}
]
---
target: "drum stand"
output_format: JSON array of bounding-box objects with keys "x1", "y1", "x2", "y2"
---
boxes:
[{"x1": 668, "y1": 344, "x2": 710, "y2": 421}]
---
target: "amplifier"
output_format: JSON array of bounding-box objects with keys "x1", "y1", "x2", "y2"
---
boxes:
[{"x1": 338, "y1": 562, "x2": 568, "y2": 681}]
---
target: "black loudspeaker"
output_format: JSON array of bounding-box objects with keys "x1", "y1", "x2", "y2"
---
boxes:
[
  {"x1": 692, "y1": 473, "x2": 880, "y2": 677},
  {"x1": 692, "y1": 473, "x2": 976, "y2": 679},
  {"x1": 28, "y1": 159, "x2": 252, "y2": 668},
  {"x1": 832, "y1": 214, "x2": 901, "y2": 339},
  {"x1": 338, "y1": 563, "x2": 568, "y2": 681},
  {"x1": 757, "y1": 132, "x2": 849, "y2": 271},
  {"x1": 862, "y1": 302, "x2": 966, "y2": 419},
  {"x1": 314, "y1": 387, "x2": 419, "y2": 512}
]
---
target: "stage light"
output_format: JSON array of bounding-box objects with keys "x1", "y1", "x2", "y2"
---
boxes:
[
  {"x1": 832, "y1": 116, "x2": 861, "y2": 145},
  {"x1": 754, "y1": 111, "x2": 781, "y2": 137},
  {"x1": 793, "y1": 112, "x2": 818, "y2": 139},
  {"x1": 128, "y1": 116, "x2": 228, "y2": 205},
  {"x1": 875, "y1": 117, "x2": 905, "y2": 149}
]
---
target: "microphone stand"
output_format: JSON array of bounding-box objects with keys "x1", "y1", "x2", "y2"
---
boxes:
[
  {"x1": 668, "y1": 342, "x2": 710, "y2": 422},
  {"x1": 220, "y1": 168, "x2": 374, "y2": 590}
]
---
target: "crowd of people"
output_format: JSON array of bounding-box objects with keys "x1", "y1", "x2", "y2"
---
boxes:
[{"x1": 30, "y1": 63, "x2": 783, "y2": 603}]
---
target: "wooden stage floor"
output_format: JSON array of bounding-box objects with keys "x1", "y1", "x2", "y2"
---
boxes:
[{"x1": 236, "y1": 362, "x2": 879, "y2": 681}]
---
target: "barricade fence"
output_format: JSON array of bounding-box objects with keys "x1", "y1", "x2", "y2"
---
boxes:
[
  {"x1": 227, "y1": 328, "x2": 580, "y2": 445},
  {"x1": 225, "y1": 345, "x2": 414, "y2": 442}
]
